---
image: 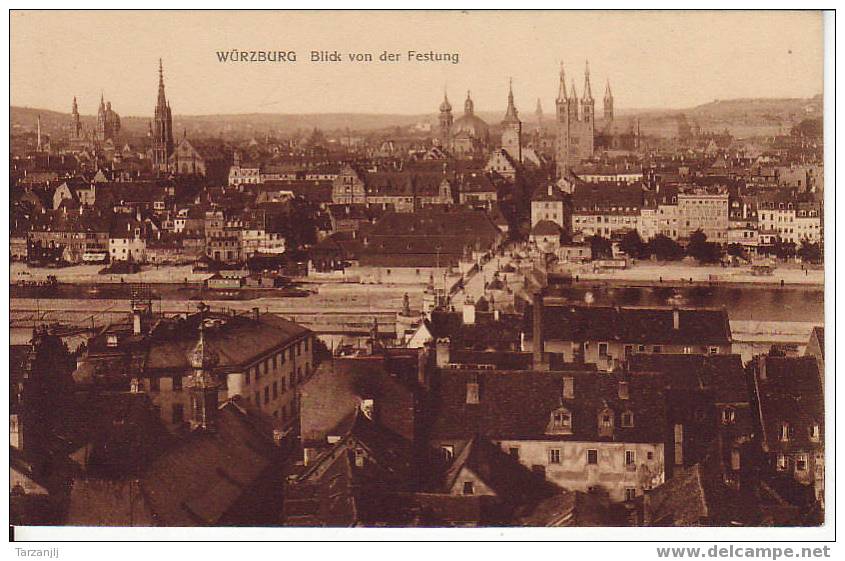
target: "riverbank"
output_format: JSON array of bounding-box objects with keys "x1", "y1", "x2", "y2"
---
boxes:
[{"x1": 572, "y1": 262, "x2": 824, "y2": 288}]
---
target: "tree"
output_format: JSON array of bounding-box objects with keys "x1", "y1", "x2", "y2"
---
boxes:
[
  {"x1": 686, "y1": 229, "x2": 722, "y2": 264},
  {"x1": 798, "y1": 241, "x2": 822, "y2": 264},
  {"x1": 619, "y1": 230, "x2": 646, "y2": 259},
  {"x1": 727, "y1": 243, "x2": 746, "y2": 259},
  {"x1": 586, "y1": 235, "x2": 613, "y2": 260},
  {"x1": 647, "y1": 234, "x2": 684, "y2": 261}
]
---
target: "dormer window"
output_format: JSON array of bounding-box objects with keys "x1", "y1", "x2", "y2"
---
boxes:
[
  {"x1": 621, "y1": 411, "x2": 634, "y2": 428},
  {"x1": 106, "y1": 334, "x2": 119, "y2": 347},
  {"x1": 810, "y1": 423, "x2": 821, "y2": 442},
  {"x1": 779, "y1": 422, "x2": 790, "y2": 442},
  {"x1": 721, "y1": 407, "x2": 736, "y2": 425},
  {"x1": 598, "y1": 407, "x2": 615, "y2": 437},
  {"x1": 547, "y1": 407, "x2": 573, "y2": 435},
  {"x1": 618, "y1": 381, "x2": 629, "y2": 400}
]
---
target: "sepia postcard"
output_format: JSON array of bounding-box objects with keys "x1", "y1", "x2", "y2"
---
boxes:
[{"x1": 6, "y1": 8, "x2": 833, "y2": 547}]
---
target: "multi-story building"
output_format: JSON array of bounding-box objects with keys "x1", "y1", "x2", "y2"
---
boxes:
[
  {"x1": 677, "y1": 187, "x2": 730, "y2": 243},
  {"x1": 531, "y1": 185, "x2": 566, "y2": 229},
  {"x1": 427, "y1": 367, "x2": 667, "y2": 503},
  {"x1": 74, "y1": 303, "x2": 315, "y2": 433},
  {"x1": 523, "y1": 295, "x2": 733, "y2": 372},
  {"x1": 571, "y1": 182, "x2": 643, "y2": 239}
]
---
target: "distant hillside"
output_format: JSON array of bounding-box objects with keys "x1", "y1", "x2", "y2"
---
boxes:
[{"x1": 11, "y1": 95, "x2": 822, "y2": 140}]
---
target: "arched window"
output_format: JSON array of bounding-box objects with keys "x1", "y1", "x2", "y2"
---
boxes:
[{"x1": 598, "y1": 407, "x2": 615, "y2": 437}]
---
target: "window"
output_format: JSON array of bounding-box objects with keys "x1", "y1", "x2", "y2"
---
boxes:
[
  {"x1": 647, "y1": 451, "x2": 654, "y2": 461},
  {"x1": 618, "y1": 381, "x2": 629, "y2": 400},
  {"x1": 653, "y1": 345, "x2": 662, "y2": 353},
  {"x1": 621, "y1": 411, "x2": 634, "y2": 428},
  {"x1": 776, "y1": 454, "x2": 788, "y2": 471},
  {"x1": 172, "y1": 375, "x2": 182, "y2": 391},
  {"x1": 272, "y1": 381, "x2": 278, "y2": 399},
  {"x1": 721, "y1": 407, "x2": 736, "y2": 425},
  {"x1": 264, "y1": 387, "x2": 270, "y2": 405},
  {"x1": 273, "y1": 354, "x2": 278, "y2": 369},
  {"x1": 638, "y1": 345, "x2": 646, "y2": 352},
  {"x1": 441, "y1": 445, "x2": 455, "y2": 462},
  {"x1": 462, "y1": 481, "x2": 475, "y2": 495},
  {"x1": 549, "y1": 408, "x2": 572, "y2": 432},
  {"x1": 625, "y1": 487, "x2": 637, "y2": 501},
  {"x1": 598, "y1": 408, "x2": 614, "y2": 437},
  {"x1": 810, "y1": 423, "x2": 821, "y2": 442},
  {"x1": 587, "y1": 449, "x2": 598, "y2": 465},
  {"x1": 796, "y1": 454, "x2": 808, "y2": 472},
  {"x1": 508, "y1": 447, "x2": 520, "y2": 460},
  {"x1": 625, "y1": 450, "x2": 636, "y2": 466},
  {"x1": 281, "y1": 377, "x2": 287, "y2": 393},
  {"x1": 562, "y1": 377, "x2": 574, "y2": 399},
  {"x1": 598, "y1": 342, "x2": 608, "y2": 357},
  {"x1": 549, "y1": 449, "x2": 561, "y2": 465},
  {"x1": 709, "y1": 346, "x2": 719, "y2": 354},
  {"x1": 683, "y1": 346, "x2": 692, "y2": 354},
  {"x1": 280, "y1": 350, "x2": 286, "y2": 364},
  {"x1": 255, "y1": 391, "x2": 261, "y2": 407}
]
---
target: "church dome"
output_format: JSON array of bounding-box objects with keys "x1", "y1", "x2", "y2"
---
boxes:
[
  {"x1": 451, "y1": 113, "x2": 489, "y2": 140},
  {"x1": 439, "y1": 93, "x2": 452, "y2": 113},
  {"x1": 450, "y1": 91, "x2": 489, "y2": 140}
]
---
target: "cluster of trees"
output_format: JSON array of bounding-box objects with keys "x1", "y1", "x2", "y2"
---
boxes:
[{"x1": 600, "y1": 229, "x2": 823, "y2": 264}]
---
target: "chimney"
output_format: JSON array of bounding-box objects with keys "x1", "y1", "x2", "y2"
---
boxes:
[
  {"x1": 253, "y1": 306, "x2": 260, "y2": 322},
  {"x1": 132, "y1": 309, "x2": 142, "y2": 335},
  {"x1": 673, "y1": 308, "x2": 680, "y2": 330},
  {"x1": 435, "y1": 337, "x2": 451, "y2": 368},
  {"x1": 462, "y1": 297, "x2": 476, "y2": 325},
  {"x1": 562, "y1": 376, "x2": 575, "y2": 399},
  {"x1": 532, "y1": 291, "x2": 548, "y2": 370},
  {"x1": 758, "y1": 356, "x2": 767, "y2": 381},
  {"x1": 466, "y1": 376, "x2": 480, "y2": 404},
  {"x1": 417, "y1": 345, "x2": 430, "y2": 388}
]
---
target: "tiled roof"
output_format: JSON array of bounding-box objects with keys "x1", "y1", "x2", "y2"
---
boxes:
[
  {"x1": 524, "y1": 305, "x2": 732, "y2": 346},
  {"x1": 427, "y1": 369, "x2": 667, "y2": 443},
  {"x1": 751, "y1": 356, "x2": 823, "y2": 453}
]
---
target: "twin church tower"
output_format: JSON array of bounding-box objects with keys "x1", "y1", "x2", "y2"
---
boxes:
[{"x1": 437, "y1": 61, "x2": 615, "y2": 176}]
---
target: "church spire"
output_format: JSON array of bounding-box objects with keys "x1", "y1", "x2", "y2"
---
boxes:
[
  {"x1": 556, "y1": 61, "x2": 568, "y2": 103},
  {"x1": 570, "y1": 79, "x2": 578, "y2": 103},
  {"x1": 157, "y1": 58, "x2": 167, "y2": 109},
  {"x1": 502, "y1": 78, "x2": 519, "y2": 124},
  {"x1": 583, "y1": 59, "x2": 593, "y2": 101},
  {"x1": 604, "y1": 79, "x2": 612, "y2": 100},
  {"x1": 464, "y1": 90, "x2": 474, "y2": 115}
]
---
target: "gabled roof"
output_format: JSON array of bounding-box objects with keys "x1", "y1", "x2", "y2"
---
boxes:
[{"x1": 751, "y1": 356, "x2": 823, "y2": 453}]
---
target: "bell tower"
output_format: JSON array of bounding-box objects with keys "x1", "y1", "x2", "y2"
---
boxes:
[
  {"x1": 438, "y1": 89, "x2": 453, "y2": 147},
  {"x1": 501, "y1": 78, "x2": 522, "y2": 163},
  {"x1": 152, "y1": 58, "x2": 174, "y2": 174}
]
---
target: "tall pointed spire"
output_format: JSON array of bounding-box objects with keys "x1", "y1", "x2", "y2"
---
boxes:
[
  {"x1": 557, "y1": 61, "x2": 568, "y2": 102},
  {"x1": 604, "y1": 79, "x2": 612, "y2": 100},
  {"x1": 36, "y1": 115, "x2": 42, "y2": 151},
  {"x1": 502, "y1": 77, "x2": 519, "y2": 124},
  {"x1": 157, "y1": 58, "x2": 167, "y2": 108},
  {"x1": 570, "y1": 80, "x2": 578, "y2": 102},
  {"x1": 583, "y1": 59, "x2": 593, "y2": 101}
]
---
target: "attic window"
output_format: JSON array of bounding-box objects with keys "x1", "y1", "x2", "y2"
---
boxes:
[
  {"x1": 598, "y1": 408, "x2": 615, "y2": 437},
  {"x1": 721, "y1": 407, "x2": 736, "y2": 425},
  {"x1": 547, "y1": 407, "x2": 573, "y2": 435},
  {"x1": 779, "y1": 422, "x2": 790, "y2": 442},
  {"x1": 621, "y1": 411, "x2": 634, "y2": 428},
  {"x1": 106, "y1": 334, "x2": 119, "y2": 347},
  {"x1": 810, "y1": 424, "x2": 821, "y2": 442},
  {"x1": 462, "y1": 481, "x2": 475, "y2": 495}
]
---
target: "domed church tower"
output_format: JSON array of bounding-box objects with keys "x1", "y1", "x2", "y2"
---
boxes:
[{"x1": 186, "y1": 303, "x2": 220, "y2": 432}]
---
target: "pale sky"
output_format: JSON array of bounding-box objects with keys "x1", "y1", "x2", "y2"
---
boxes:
[{"x1": 11, "y1": 10, "x2": 824, "y2": 117}]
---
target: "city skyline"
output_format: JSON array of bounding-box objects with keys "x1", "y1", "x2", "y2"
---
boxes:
[{"x1": 12, "y1": 11, "x2": 823, "y2": 117}]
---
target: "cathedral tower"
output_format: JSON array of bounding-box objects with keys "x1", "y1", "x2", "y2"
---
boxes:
[
  {"x1": 71, "y1": 97, "x2": 82, "y2": 140},
  {"x1": 603, "y1": 79, "x2": 614, "y2": 122},
  {"x1": 501, "y1": 78, "x2": 522, "y2": 163},
  {"x1": 152, "y1": 58, "x2": 174, "y2": 173}
]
